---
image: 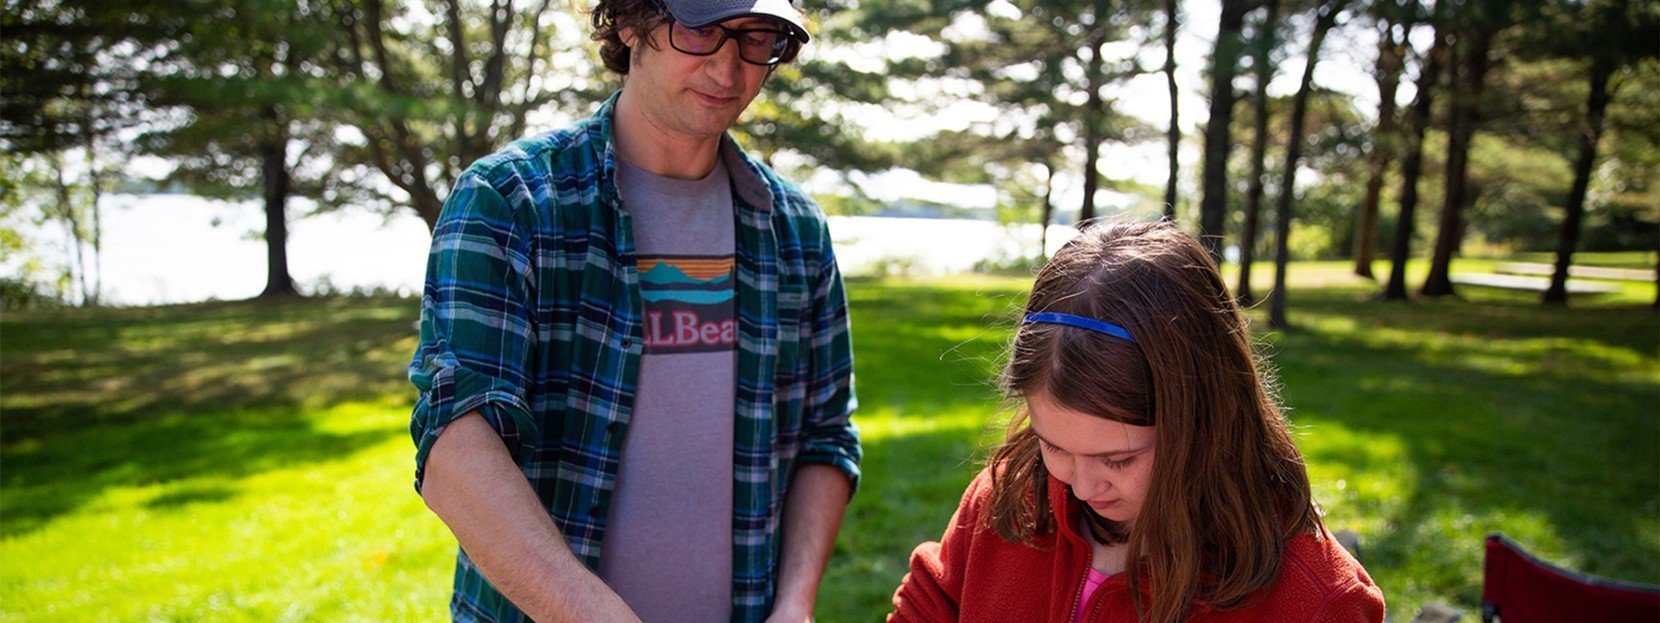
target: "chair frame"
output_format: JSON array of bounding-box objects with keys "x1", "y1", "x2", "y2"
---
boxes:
[{"x1": 1480, "y1": 532, "x2": 1660, "y2": 623}]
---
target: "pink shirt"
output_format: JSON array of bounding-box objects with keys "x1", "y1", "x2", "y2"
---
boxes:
[{"x1": 1074, "y1": 568, "x2": 1113, "y2": 623}]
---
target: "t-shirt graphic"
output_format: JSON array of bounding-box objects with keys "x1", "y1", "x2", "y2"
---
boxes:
[{"x1": 638, "y1": 254, "x2": 737, "y2": 354}]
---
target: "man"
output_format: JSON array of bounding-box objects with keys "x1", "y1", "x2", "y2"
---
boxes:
[{"x1": 406, "y1": 1, "x2": 861, "y2": 621}]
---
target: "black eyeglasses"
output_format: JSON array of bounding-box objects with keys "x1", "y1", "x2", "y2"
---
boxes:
[{"x1": 652, "y1": 3, "x2": 800, "y2": 66}]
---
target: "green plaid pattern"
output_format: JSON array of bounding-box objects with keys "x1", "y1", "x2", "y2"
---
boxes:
[{"x1": 409, "y1": 92, "x2": 861, "y2": 623}]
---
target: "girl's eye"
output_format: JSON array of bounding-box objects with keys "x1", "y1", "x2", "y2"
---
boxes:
[
  {"x1": 1100, "y1": 456, "x2": 1135, "y2": 470},
  {"x1": 1041, "y1": 438, "x2": 1134, "y2": 468}
]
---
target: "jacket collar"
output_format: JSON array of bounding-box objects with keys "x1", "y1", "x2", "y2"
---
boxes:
[
  {"x1": 1048, "y1": 475, "x2": 1089, "y2": 547},
  {"x1": 1052, "y1": 475, "x2": 1233, "y2": 615}
]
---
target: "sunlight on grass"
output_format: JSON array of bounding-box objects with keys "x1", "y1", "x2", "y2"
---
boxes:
[
  {"x1": 855, "y1": 408, "x2": 986, "y2": 442},
  {"x1": 1298, "y1": 311, "x2": 1656, "y2": 385},
  {"x1": 1, "y1": 402, "x2": 451, "y2": 622},
  {"x1": 1301, "y1": 422, "x2": 1415, "y2": 523}
]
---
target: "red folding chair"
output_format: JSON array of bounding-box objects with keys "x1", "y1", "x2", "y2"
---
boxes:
[{"x1": 1481, "y1": 532, "x2": 1660, "y2": 623}]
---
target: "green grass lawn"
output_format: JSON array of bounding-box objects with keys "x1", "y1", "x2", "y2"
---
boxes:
[{"x1": 3, "y1": 260, "x2": 1656, "y2": 622}]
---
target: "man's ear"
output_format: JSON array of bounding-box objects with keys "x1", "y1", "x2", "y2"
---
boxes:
[{"x1": 619, "y1": 26, "x2": 637, "y2": 48}]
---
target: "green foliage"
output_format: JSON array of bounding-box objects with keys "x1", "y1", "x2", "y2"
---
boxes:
[
  {"x1": 826, "y1": 0, "x2": 1161, "y2": 223},
  {"x1": 0, "y1": 0, "x2": 186, "y2": 153},
  {"x1": 135, "y1": 0, "x2": 336, "y2": 199},
  {"x1": 326, "y1": 0, "x2": 604, "y2": 225},
  {"x1": 1586, "y1": 59, "x2": 1660, "y2": 252},
  {"x1": 971, "y1": 243, "x2": 1045, "y2": 275},
  {"x1": 1451, "y1": 0, "x2": 1660, "y2": 255},
  {"x1": 0, "y1": 154, "x2": 61, "y2": 308},
  {"x1": 738, "y1": 40, "x2": 902, "y2": 176},
  {"x1": 1464, "y1": 133, "x2": 1572, "y2": 248},
  {"x1": 812, "y1": 190, "x2": 885, "y2": 217},
  {"x1": 0, "y1": 151, "x2": 117, "y2": 306},
  {"x1": 1230, "y1": 89, "x2": 1372, "y2": 261}
]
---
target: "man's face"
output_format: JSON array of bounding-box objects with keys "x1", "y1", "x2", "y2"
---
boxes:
[{"x1": 620, "y1": 16, "x2": 781, "y2": 143}]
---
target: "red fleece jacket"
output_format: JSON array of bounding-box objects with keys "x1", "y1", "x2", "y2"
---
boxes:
[{"x1": 888, "y1": 468, "x2": 1385, "y2": 623}]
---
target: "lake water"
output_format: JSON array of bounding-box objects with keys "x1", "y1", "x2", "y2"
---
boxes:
[{"x1": 65, "y1": 194, "x2": 1078, "y2": 306}]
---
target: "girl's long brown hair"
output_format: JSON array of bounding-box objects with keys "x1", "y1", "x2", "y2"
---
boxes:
[{"x1": 982, "y1": 220, "x2": 1321, "y2": 623}]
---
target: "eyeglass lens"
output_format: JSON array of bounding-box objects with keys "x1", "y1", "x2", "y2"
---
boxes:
[{"x1": 669, "y1": 22, "x2": 790, "y2": 65}]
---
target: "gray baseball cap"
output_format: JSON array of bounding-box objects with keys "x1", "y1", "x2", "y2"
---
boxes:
[{"x1": 661, "y1": 0, "x2": 811, "y2": 43}]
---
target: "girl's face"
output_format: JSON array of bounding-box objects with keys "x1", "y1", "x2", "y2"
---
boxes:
[{"x1": 1027, "y1": 391, "x2": 1157, "y2": 529}]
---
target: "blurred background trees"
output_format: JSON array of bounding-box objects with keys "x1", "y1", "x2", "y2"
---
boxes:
[{"x1": 2, "y1": 0, "x2": 1655, "y2": 311}]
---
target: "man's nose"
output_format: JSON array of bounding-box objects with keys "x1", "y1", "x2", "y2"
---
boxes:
[{"x1": 704, "y1": 38, "x2": 742, "y2": 87}]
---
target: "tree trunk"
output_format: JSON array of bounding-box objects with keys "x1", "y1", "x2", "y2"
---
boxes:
[
  {"x1": 1268, "y1": 0, "x2": 1344, "y2": 330},
  {"x1": 50, "y1": 152, "x2": 93, "y2": 306},
  {"x1": 1080, "y1": 14, "x2": 1109, "y2": 227},
  {"x1": 1543, "y1": 55, "x2": 1613, "y2": 305},
  {"x1": 1420, "y1": 24, "x2": 1494, "y2": 298},
  {"x1": 1383, "y1": 5, "x2": 1449, "y2": 301},
  {"x1": 259, "y1": 110, "x2": 299, "y2": 299},
  {"x1": 1163, "y1": 0, "x2": 1180, "y2": 220},
  {"x1": 1237, "y1": 0, "x2": 1281, "y2": 306},
  {"x1": 1197, "y1": 0, "x2": 1252, "y2": 260},
  {"x1": 1354, "y1": 23, "x2": 1406, "y2": 279},
  {"x1": 86, "y1": 139, "x2": 106, "y2": 306},
  {"x1": 87, "y1": 165, "x2": 103, "y2": 307},
  {"x1": 1041, "y1": 162, "x2": 1056, "y2": 262}
]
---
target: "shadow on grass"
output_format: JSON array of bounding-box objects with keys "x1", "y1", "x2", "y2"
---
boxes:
[
  {"x1": 1271, "y1": 282, "x2": 1659, "y2": 358},
  {"x1": 1272, "y1": 293, "x2": 1660, "y2": 613},
  {"x1": 145, "y1": 483, "x2": 239, "y2": 510},
  {"x1": 1, "y1": 295, "x2": 420, "y2": 538},
  {"x1": 0, "y1": 405, "x2": 394, "y2": 539},
  {"x1": 2, "y1": 296, "x2": 420, "y2": 441}
]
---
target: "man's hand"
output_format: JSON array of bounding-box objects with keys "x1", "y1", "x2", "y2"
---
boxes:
[
  {"x1": 763, "y1": 604, "x2": 814, "y2": 623},
  {"x1": 767, "y1": 464, "x2": 852, "y2": 623}
]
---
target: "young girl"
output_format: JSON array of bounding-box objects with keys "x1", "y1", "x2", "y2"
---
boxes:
[{"x1": 887, "y1": 221, "x2": 1385, "y2": 623}]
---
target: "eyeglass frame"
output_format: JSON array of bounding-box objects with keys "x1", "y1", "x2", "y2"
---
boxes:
[{"x1": 650, "y1": 1, "x2": 802, "y2": 66}]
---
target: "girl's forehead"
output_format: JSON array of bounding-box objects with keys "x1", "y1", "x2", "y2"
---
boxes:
[{"x1": 1027, "y1": 392, "x2": 1155, "y2": 456}]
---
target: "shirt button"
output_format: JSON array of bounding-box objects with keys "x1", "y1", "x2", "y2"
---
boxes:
[
  {"x1": 607, "y1": 422, "x2": 621, "y2": 434},
  {"x1": 621, "y1": 338, "x2": 633, "y2": 349}
]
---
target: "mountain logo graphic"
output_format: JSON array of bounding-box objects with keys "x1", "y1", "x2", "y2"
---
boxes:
[{"x1": 638, "y1": 257, "x2": 734, "y2": 305}]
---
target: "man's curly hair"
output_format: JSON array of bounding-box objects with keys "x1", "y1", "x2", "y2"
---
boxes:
[{"x1": 590, "y1": 0, "x2": 666, "y2": 75}]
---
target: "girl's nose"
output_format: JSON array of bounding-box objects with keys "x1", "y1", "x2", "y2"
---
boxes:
[{"x1": 1071, "y1": 472, "x2": 1110, "y2": 501}]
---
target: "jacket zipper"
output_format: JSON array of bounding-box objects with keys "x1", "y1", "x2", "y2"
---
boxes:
[{"x1": 1067, "y1": 546, "x2": 1094, "y2": 623}]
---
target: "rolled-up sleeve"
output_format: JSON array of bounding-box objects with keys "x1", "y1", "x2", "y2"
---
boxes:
[
  {"x1": 795, "y1": 223, "x2": 862, "y2": 493},
  {"x1": 408, "y1": 170, "x2": 540, "y2": 493}
]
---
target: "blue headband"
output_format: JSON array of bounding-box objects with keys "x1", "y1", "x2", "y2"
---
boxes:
[{"x1": 1022, "y1": 312, "x2": 1137, "y2": 343}]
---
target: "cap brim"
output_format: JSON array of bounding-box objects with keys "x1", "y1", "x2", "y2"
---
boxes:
[{"x1": 663, "y1": 0, "x2": 811, "y2": 43}]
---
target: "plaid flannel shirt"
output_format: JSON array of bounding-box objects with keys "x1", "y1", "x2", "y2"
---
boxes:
[{"x1": 408, "y1": 92, "x2": 861, "y2": 623}]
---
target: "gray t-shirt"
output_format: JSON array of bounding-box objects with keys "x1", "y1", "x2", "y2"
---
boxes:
[{"x1": 598, "y1": 155, "x2": 737, "y2": 623}]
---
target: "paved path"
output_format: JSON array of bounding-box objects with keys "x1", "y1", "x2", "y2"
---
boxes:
[
  {"x1": 1494, "y1": 262, "x2": 1655, "y2": 282},
  {"x1": 1450, "y1": 272, "x2": 1622, "y2": 294}
]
